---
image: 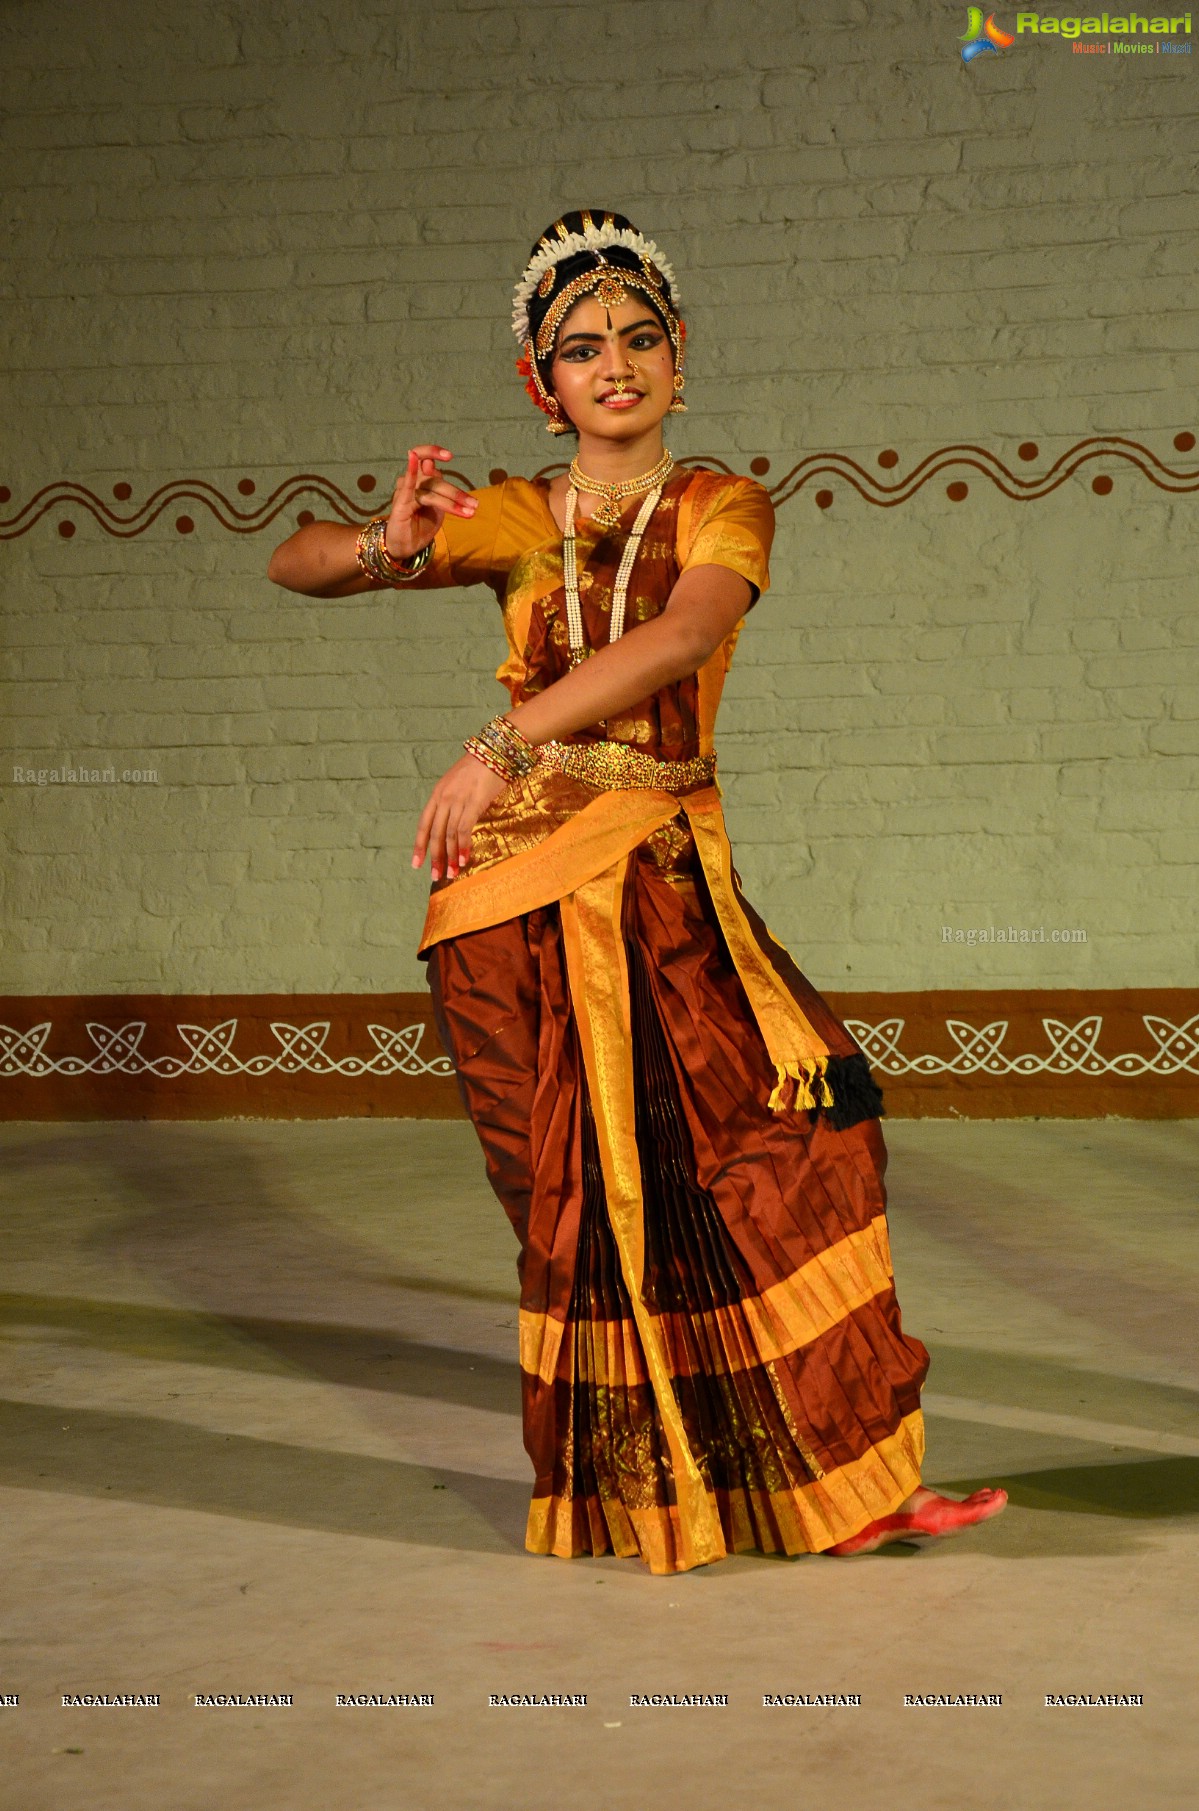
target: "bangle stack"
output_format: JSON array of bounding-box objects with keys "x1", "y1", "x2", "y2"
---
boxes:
[
  {"x1": 463, "y1": 714, "x2": 540, "y2": 785},
  {"x1": 355, "y1": 516, "x2": 435, "y2": 585}
]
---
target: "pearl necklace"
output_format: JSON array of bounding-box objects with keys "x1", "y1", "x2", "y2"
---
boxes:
[
  {"x1": 562, "y1": 481, "x2": 663, "y2": 672},
  {"x1": 567, "y1": 449, "x2": 674, "y2": 530}
]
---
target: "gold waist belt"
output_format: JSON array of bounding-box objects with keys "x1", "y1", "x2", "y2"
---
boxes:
[{"x1": 536, "y1": 740, "x2": 716, "y2": 793}]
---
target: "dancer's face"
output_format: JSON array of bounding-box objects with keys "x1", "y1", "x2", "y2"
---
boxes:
[{"x1": 549, "y1": 294, "x2": 675, "y2": 441}]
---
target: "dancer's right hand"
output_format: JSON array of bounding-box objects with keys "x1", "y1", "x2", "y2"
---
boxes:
[{"x1": 385, "y1": 446, "x2": 478, "y2": 559}]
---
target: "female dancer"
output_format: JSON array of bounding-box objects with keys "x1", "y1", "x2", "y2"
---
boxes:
[{"x1": 268, "y1": 210, "x2": 1007, "y2": 1572}]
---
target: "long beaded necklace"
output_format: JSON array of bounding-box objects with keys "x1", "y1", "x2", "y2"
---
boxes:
[{"x1": 562, "y1": 480, "x2": 664, "y2": 672}]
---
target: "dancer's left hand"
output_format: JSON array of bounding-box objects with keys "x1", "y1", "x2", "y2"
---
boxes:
[{"x1": 412, "y1": 754, "x2": 507, "y2": 882}]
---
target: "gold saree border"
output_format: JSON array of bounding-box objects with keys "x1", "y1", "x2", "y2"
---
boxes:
[
  {"x1": 519, "y1": 1310, "x2": 566, "y2": 1391},
  {"x1": 695, "y1": 649, "x2": 726, "y2": 758},
  {"x1": 740, "y1": 1214, "x2": 894, "y2": 1362},
  {"x1": 525, "y1": 1410, "x2": 926, "y2": 1566},
  {"x1": 559, "y1": 856, "x2": 729, "y2": 1572},
  {"x1": 526, "y1": 1493, "x2": 683, "y2": 1572},
  {"x1": 519, "y1": 1304, "x2": 651, "y2": 1390},
  {"x1": 794, "y1": 1408, "x2": 926, "y2": 1550},
  {"x1": 417, "y1": 786, "x2": 678, "y2": 953},
  {"x1": 679, "y1": 790, "x2": 833, "y2": 1111},
  {"x1": 420, "y1": 777, "x2": 835, "y2": 1119},
  {"x1": 518, "y1": 1213, "x2": 896, "y2": 1388}
]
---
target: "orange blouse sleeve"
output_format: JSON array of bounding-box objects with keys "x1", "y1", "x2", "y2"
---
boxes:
[
  {"x1": 676, "y1": 472, "x2": 775, "y2": 606},
  {"x1": 386, "y1": 476, "x2": 553, "y2": 599},
  {"x1": 398, "y1": 481, "x2": 509, "y2": 595}
]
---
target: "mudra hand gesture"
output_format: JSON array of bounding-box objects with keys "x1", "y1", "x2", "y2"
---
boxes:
[
  {"x1": 396, "y1": 447, "x2": 505, "y2": 884},
  {"x1": 386, "y1": 443, "x2": 478, "y2": 560}
]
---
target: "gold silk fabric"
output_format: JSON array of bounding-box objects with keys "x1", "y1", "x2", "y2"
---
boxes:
[
  {"x1": 409, "y1": 468, "x2": 772, "y2": 884},
  {"x1": 401, "y1": 466, "x2": 773, "y2": 755}
]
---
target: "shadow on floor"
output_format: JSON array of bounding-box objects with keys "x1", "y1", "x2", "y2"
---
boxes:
[
  {"x1": 0, "y1": 1397, "x2": 530, "y2": 1553},
  {"x1": 9, "y1": 1294, "x2": 1199, "y2": 1442},
  {"x1": 0, "y1": 1291, "x2": 522, "y2": 1415},
  {"x1": 924, "y1": 1340, "x2": 1199, "y2": 1428},
  {"x1": 6, "y1": 1371, "x2": 1196, "y2": 1564},
  {"x1": 888, "y1": 1141, "x2": 1199, "y2": 1375},
  {"x1": 943, "y1": 1454, "x2": 1199, "y2": 1519}
]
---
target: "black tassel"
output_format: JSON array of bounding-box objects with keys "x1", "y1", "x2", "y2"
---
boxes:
[{"x1": 817, "y1": 1051, "x2": 885, "y2": 1130}]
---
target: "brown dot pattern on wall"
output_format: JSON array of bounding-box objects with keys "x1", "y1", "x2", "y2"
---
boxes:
[
  {"x1": 296, "y1": 510, "x2": 315, "y2": 527},
  {"x1": 175, "y1": 516, "x2": 194, "y2": 535},
  {"x1": 877, "y1": 450, "x2": 898, "y2": 469},
  {"x1": 58, "y1": 520, "x2": 75, "y2": 538},
  {"x1": 1018, "y1": 442, "x2": 1039, "y2": 461},
  {"x1": 113, "y1": 482, "x2": 132, "y2": 501},
  {"x1": 237, "y1": 478, "x2": 256, "y2": 496},
  {"x1": 946, "y1": 482, "x2": 968, "y2": 502},
  {"x1": 2, "y1": 439, "x2": 1197, "y2": 539},
  {"x1": 488, "y1": 468, "x2": 508, "y2": 485},
  {"x1": 750, "y1": 457, "x2": 771, "y2": 476},
  {"x1": 1092, "y1": 475, "x2": 1113, "y2": 495}
]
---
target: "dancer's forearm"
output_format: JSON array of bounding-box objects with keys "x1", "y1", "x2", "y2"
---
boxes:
[
  {"x1": 504, "y1": 564, "x2": 752, "y2": 746},
  {"x1": 267, "y1": 521, "x2": 373, "y2": 597}
]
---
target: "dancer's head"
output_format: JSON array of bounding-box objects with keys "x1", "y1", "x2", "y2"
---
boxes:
[{"x1": 511, "y1": 209, "x2": 687, "y2": 441}]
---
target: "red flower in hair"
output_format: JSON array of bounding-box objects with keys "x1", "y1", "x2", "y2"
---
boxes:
[{"x1": 515, "y1": 353, "x2": 553, "y2": 417}]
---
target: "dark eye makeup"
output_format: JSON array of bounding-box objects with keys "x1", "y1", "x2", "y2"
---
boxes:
[{"x1": 557, "y1": 330, "x2": 665, "y2": 363}]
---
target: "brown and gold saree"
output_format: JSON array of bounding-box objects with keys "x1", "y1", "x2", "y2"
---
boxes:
[{"x1": 410, "y1": 466, "x2": 929, "y2": 1574}]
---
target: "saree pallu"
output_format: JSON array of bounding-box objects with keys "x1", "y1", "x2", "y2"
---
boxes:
[{"x1": 419, "y1": 770, "x2": 930, "y2": 1574}]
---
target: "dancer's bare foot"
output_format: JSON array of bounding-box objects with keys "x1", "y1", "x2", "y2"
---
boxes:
[{"x1": 824, "y1": 1484, "x2": 1008, "y2": 1556}]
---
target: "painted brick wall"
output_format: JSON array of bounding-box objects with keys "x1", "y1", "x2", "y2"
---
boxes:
[{"x1": 3, "y1": 0, "x2": 1196, "y2": 995}]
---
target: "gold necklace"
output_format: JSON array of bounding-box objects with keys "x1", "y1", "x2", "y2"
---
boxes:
[{"x1": 568, "y1": 449, "x2": 674, "y2": 530}]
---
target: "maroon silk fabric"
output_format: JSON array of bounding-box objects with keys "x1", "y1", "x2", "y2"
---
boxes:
[{"x1": 424, "y1": 843, "x2": 930, "y2": 1557}]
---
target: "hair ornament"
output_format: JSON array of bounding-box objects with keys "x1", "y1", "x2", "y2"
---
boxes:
[{"x1": 511, "y1": 221, "x2": 681, "y2": 344}]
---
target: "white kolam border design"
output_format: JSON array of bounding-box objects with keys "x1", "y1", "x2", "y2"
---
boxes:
[
  {"x1": 0, "y1": 1019, "x2": 454, "y2": 1079},
  {"x1": 844, "y1": 1014, "x2": 1199, "y2": 1078},
  {"x1": 1, "y1": 1014, "x2": 1197, "y2": 1085}
]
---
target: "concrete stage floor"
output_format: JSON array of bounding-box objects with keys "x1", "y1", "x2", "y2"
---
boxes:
[{"x1": 0, "y1": 1117, "x2": 1195, "y2": 1811}]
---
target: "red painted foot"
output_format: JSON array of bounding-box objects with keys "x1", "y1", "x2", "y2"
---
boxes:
[{"x1": 824, "y1": 1486, "x2": 1009, "y2": 1557}]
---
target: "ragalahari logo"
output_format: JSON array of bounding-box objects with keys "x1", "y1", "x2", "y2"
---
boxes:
[{"x1": 960, "y1": 7, "x2": 1017, "y2": 57}]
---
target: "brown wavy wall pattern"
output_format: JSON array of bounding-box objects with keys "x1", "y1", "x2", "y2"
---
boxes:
[{"x1": 1, "y1": 434, "x2": 1195, "y2": 539}]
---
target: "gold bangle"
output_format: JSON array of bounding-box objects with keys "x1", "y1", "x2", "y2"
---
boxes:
[
  {"x1": 473, "y1": 714, "x2": 539, "y2": 778},
  {"x1": 463, "y1": 715, "x2": 541, "y2": 785},
  {"x1": 463, "y1": 736, "x2": 518, "y2": 784},
  {"x1": 355, "y1": 516, "x2": 434, "y2": 585}
]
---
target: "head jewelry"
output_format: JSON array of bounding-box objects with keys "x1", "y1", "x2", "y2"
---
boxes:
[{"x1": 512, "y1": 209, "x2": 687, "y2": 430}]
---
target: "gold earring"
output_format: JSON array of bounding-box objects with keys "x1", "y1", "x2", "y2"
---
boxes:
[
  {"x1": 545, "y1": 397, "x2": 570, "y2": 436},
  {"x1": 667, "y1": 371, "x2": 687, "y2": 415}
]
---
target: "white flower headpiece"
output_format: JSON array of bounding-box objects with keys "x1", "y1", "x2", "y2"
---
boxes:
[{"x1": 511, "y1": 221, "x2": 681, "y2": 345}]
